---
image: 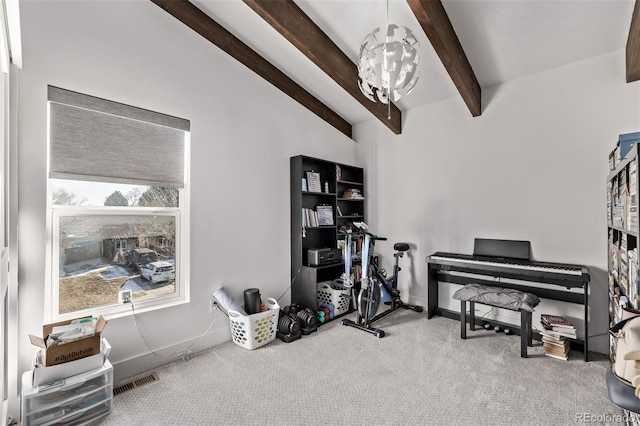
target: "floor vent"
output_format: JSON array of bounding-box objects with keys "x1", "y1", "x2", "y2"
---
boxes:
[{"x1": 113, "y1": 372, "x2": 159, "y2": 396}]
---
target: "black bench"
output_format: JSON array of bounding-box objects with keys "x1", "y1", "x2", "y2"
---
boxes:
[{"x1": 452, "y1": 283, "x2": 540, "y2": 358}]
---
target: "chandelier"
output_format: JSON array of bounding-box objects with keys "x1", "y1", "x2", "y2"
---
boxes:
[{"x1": 357, "y1": 4, "x2": 420, "y2": 115}]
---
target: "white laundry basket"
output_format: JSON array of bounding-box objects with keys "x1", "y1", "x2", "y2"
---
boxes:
[
  {"x1": 317, "y1": 280, "x2": 352, "y2": 316},
  {"x1": 228, "y1": 297, "x2": 279, "y2": 350}
]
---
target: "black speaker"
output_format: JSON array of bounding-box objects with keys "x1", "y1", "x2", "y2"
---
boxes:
[{"x1": 243, "y1": 288, "x2": 261, "y2": 315}]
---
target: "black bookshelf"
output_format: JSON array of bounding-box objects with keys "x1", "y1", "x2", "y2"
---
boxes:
[{"x1": 290, "y1": 155, "x2": 365, "y2": 310}]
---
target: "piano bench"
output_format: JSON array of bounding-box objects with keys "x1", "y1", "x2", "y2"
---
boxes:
[{"x1": 453, "y1": 284, "x2": 540, "y2": 358}]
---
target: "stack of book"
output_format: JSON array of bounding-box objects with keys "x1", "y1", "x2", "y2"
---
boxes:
[
  {"x1": 342, "y1": 188, "x2": 363, "y2": 199},
  {"x1": 540, "y1": 314, "x2": 576, "y2": 361}
]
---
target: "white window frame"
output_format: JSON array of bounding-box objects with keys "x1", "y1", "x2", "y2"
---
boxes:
[
  {"x1": 47, "y1": 204, "x2": 189, "y2": 321},
  {"x1": 115, "y1": 240, "x2": 127, "y2": 250},
  {"x1": 44, "y1": 88, "x2": 191, "y2": 322}
]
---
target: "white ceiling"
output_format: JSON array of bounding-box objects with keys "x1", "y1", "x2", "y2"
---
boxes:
[{"x1": 191, "y1": 0, "x2": 636, "y2": 126}]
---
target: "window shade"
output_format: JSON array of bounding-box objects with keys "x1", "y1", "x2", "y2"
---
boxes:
[{"x1": 48, "y1": 86, "x2": 190, "y2": 188}]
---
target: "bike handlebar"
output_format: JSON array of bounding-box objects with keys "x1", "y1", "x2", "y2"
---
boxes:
[{"x1": 368, "y1": 233, "x2": 387, "y2": 241}]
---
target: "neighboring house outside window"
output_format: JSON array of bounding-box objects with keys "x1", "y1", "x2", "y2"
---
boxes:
[{"x1": 46, "y1": 86, "x2": 190, "y2": 320}]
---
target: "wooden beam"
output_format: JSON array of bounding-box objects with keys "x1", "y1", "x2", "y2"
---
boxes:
[
  {"x1": 627, "y1": 0, "x2": 640, "y2": 83},
  {"x1": 407, "y1": 0, "x2": 481, "y2": 116},
  {"x1": 150, "y1": 0, "x2": 352, "y2": 138},
  {"x1": 242, "y1": 0, "x2": 402, "y2": 134}
]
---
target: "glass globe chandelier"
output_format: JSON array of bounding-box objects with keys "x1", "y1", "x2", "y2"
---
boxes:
[{"x1": 357, "y1": 2, "x2": 420, "y2": 117}]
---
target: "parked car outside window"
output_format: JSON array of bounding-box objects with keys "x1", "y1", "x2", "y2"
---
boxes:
[
  {"x1": 140, "y1": 261, "x2": 175, "y2": 284},
  {"x1": 128, "y1": 248, "x2": 158, "y2": 270}
]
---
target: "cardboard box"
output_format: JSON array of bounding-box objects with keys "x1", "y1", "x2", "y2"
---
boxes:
[
  {"x1": 31, "y1": 338, "x2": 111, "y2": 387},
  {"x1": 28, "y1": 315, "x2": 107, "y2": 367}
]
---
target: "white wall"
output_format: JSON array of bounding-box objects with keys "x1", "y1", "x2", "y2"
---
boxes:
[
  {"x1": 16, "y1": 0, "x2": 356, "y2": 385},
  {"x1": 14, "y1": 1, "x2": 638, "y2": 401},
  {"x1": 355, "y1": 50, "x2": 640, "y2": 354}
]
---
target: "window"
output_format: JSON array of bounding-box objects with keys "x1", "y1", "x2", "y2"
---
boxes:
[{"x1": 46, "y1": 86, "x2": 190, "y2": 320}]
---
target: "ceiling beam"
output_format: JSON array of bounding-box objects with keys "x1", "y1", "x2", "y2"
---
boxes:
[
  {"x1": 242, "y1": 0, "x2": 402, "y2": 134},
  {"x1": 150, "y1": 0, "x2": 352, "y2": 138},
  {"x1": 407, "y1": 0, "x2": 481, "y2": 117},
  {"x1": 627, "y1": 0, "x2": 640, "y2": 82}
]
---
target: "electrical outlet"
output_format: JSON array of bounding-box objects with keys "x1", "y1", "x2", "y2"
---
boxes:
[
  {"x1": 118, "y1": 289, "x2": 133, "y2": 304},
  {"x1": 209, "y1": 297, "x2": 216, "y2": 313}
]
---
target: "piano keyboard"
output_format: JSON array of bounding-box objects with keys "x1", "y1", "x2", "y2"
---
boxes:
[{"x1": 428, "y1": 255, "x2": 584, "y2": 276}]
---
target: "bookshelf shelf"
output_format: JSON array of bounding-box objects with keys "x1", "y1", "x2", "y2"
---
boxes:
[
  {"x1": 291, "y1": 155, "x2": 365, "y2": 311},
  {"x1": 607, "y1": 139, "x2": 640, "y2": 362}
]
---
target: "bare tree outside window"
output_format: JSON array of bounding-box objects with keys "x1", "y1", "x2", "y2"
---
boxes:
[
  {"x1": 52, "y1": 188, "x2": 87, "y2": 206},
  {"x1": 138, "y1": 187, "x2": 179, "y2": 208}
]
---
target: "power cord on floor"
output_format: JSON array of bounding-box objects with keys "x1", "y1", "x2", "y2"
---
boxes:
[
  {"x1": 128, "y1": 299, "x2": 221, "y2": 362},
  {"x1": 128, "y1": 300, "x2": 162, "y2": 359},
  {"x1": 175, "y1": 309, "x2": 221, "y2": 362}
]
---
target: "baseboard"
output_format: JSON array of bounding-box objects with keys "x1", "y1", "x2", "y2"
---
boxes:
[
  {"x1": 405, "y1": 294, "x2": 427, "y2": 309},
  {"x1": 111, "y1": 328, "x2": 231, "y2": 382}
]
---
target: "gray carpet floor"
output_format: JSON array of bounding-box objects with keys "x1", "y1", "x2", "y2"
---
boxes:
[{"x1": 98, "y1": 310, "x2": 621, "y2": 425}]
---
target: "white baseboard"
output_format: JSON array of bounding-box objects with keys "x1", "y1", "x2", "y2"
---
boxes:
[{"x1": 111, "y1": 328, "x2": 231, "y2": 382}]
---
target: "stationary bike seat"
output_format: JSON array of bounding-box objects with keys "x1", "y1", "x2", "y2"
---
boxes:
[{"x1": 393, "y1": 243, "x2": 410, "y2": 252}]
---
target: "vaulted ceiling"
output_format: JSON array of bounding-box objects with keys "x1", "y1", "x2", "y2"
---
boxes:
[{"x1": 152, "y1": 0, "x2": 639, "y2": 139}]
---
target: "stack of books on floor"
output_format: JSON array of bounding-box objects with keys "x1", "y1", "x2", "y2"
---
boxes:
[{"x1": 540, "y1": 314, "x2": 577, "y2": 361}]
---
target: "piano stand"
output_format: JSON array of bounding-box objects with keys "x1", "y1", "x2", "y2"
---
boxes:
[
  {"x1": 427, "y1": 249, "x2": 591, "y2": 361},
  {"x1": 460, "y1": 300, "x2": 533, "y2": 358}
]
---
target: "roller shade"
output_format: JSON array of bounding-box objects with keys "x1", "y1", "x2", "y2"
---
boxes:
[{"x1": 48, "y1": 86, "x2": 190, "y2": 188}]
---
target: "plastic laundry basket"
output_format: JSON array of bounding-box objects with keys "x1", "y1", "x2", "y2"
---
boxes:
[
  {"x1": 228, "y1": 297, "x2": 279, "y2": 350},
  {"x1": 317, "y1": 280, "x2": 352, "y2": 316}
]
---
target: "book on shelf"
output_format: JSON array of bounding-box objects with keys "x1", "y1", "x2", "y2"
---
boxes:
[
  {"x1": 302, "y1": 208, "x2": 318, "y2": 228},
  {"x1": 342, "y1": 188, "x2": 364, "y2": 199},
  {"x1": 338, "y1": 236, "x2": 363, "y2": 257},
  {"x1": 302, "y1": 206, "x2": 336, "y2": 227}
]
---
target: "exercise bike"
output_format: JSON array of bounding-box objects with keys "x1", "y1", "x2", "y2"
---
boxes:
[{"x1": 340, "y1": 222, "x2": 423, "y2": 337}]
